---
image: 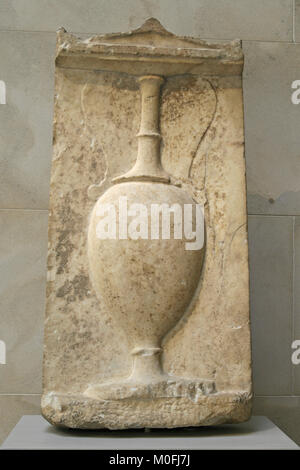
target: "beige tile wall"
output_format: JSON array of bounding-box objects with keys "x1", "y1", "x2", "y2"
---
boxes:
[{"x1": 0, "y1": 0, "x2": 299, "y2": 444}]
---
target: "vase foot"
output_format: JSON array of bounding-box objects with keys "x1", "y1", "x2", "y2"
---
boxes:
[{"x1": 83, "y1": 376, "x2": 216, "y2": 401}]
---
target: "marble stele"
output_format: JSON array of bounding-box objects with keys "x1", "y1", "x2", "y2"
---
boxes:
[{"x1": 42, "y1": 18, "x2": 252, "y2": 429}]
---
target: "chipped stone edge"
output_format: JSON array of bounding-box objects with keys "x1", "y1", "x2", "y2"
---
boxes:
[
  {"x1": 55, "y1": 17, "x2": 243, "y2": 70},
  {"x1": 41, "y1": 391, "x2": 252, "y2": 430}
]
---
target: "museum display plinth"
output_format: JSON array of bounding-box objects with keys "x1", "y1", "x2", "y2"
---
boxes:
[
  {"x1": 2, "y1": 416, "x2": 299, "y2": 450},
  {"x1": 42, "y1": 18, "x2": 252, "y2": 429}
]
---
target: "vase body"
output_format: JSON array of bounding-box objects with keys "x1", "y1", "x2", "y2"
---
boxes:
[
  {"x1": 88, "y1": 181, "x2": 205, "y2": 384},
  {"x1": 86, "y1": 74, "x2": 207, "y2": 391}
]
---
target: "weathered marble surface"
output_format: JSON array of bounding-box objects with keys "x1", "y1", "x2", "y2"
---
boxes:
[{"x1": 42, "y1": 19, "x2": 252, "y2": 429}]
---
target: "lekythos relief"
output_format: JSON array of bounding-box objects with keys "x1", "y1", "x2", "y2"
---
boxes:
[{"x1": 42, "y1": 18, "x2": 252, "y2": 429}]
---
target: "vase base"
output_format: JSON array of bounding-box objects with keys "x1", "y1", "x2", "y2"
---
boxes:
[{"x1": 83, "y1": 375, "x2": 216, "y2": 401}]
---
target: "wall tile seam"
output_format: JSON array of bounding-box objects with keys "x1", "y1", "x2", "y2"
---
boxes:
[
  {"x1": 0, "y1": 29, "x2": 295, "y2": 45},
  {"x1": 0, "y1": 393, "x2": 41, "y2": 396},
  {"x1": 1, "y1": 394, "x2": 300, "y2": 398},
  {"x1": 248, "y1": 214, "x2": 297, "y2": 217},
  {"x1": 293, "y1": 0, "x2": 296, "y2": 42},
  {"x1": 0, "y1": 210, "x2": 296, "y2": 216},
  {"x1": 0, "y1": 29, "x2": 55, "y2": 35},
  {"x1": 0, "y1": 392, "x2": 298, "y2": 395},
  {"x1": 292, "y1": 215, "x2": 296, "y2": 393},
  {"x1": 0, "y1": 210, "x2": 297, "y2": 216},
  {"x1": 254, "y1": 395, "x2": 300, "y2": 398},
  {"x1": 0, "y1": 208, "x2": 48, "y2": 212}
]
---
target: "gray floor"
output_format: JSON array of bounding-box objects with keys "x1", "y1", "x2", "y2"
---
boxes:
[
  {"x1": 259, "y1": 409, "x2": 300, "y2": 446},
  {"x1": 1, "y1": 416, "x2": 298, "y2": 450},
  {"x1": 253, "y1": 397, "x2": 300, "y2": 446}
]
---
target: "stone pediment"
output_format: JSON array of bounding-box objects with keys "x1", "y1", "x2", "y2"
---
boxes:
[{"x1": 56, "y1": 18, "x2": 243, "y2": 76}]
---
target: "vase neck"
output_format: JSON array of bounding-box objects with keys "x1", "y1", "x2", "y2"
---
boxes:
[
  {"x1": 138, "y1": 75, "x2": 163, "y2": 137},
  {"x1": 112, "y1": 75, "x2": 170, "y2": 185}
]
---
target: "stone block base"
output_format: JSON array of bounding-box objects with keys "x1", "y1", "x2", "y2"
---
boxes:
[{"x1": 41, "y1": 391, "x2": 252, "y2": 430}]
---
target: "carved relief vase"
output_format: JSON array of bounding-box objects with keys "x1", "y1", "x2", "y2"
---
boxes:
[{"x1": 85, "y1": 76, "x2": 213, "y2": 399}]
